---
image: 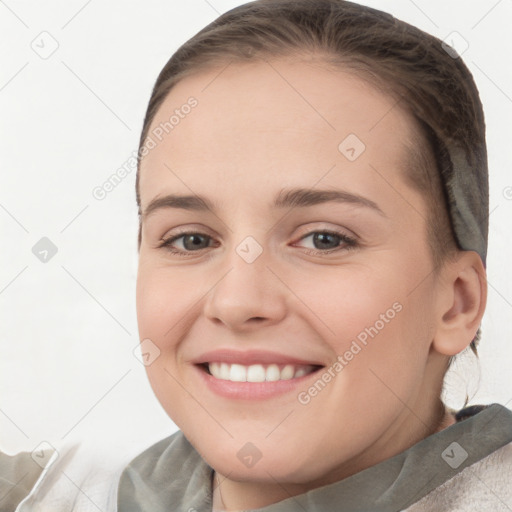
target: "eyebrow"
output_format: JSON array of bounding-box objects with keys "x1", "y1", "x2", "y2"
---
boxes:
[{"x1": 141, "y1": 187, "x2": 386, "y2": 219}]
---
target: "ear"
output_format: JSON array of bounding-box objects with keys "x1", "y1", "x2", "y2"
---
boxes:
[{"x1": 432, "y1": 251, "x2": 487, "y2": 356}]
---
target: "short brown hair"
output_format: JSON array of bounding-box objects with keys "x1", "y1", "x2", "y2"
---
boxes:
[{"x1": 135, "y1": 0, "x2": 487, "y2": 354}]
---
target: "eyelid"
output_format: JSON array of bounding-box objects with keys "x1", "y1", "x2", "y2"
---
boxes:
[
  {"x1": 158, "y1": 225, "x2": 359, "y2": 257},
  {"x1": 292, "y1": 229, "x2": 358, "y2": 253},
  {"x1": 293, "y1": 222, "x2": 357, "y2": 240},
  {"x1": 160, "y1": 224, "x2": 216, "y2": 239},
  {"x1": 158, "y1": 228, "x2": 219, "y2": 254},
  {"x1": 161, "y1": 222, "x2": 356, "y2": 241}
]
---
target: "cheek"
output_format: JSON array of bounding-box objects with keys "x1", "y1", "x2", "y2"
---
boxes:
[
  {"x1": 135, "y1": 264, "x2": 195, "y2": 403},
  {"x1": 136, "y1": 262, "x2": 193, "y2": 341},
  {"x1": 135, "y1": 264, "x2": 195, "y2": 426},
  {"x1": 293, "y1": 261, "x2": 432, "y2": 396},
  {"x1": 285, "y1": 267, "x2": 431, "y2": 458},
  {"x1": 293, "y1": 264, "x2": 405, "y2": 348}
]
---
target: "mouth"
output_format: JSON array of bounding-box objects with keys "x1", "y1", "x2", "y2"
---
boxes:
[
  {"x1": 192, "y1": 350, "x2": 326, "y2": 400},
  {"x1": 199, "y1": 362, "x2": 322, "y2": 382}
]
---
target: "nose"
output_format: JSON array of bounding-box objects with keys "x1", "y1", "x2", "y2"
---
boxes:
[{"x1": 203, "y1": 243, "x2": 287, "y2": 331}]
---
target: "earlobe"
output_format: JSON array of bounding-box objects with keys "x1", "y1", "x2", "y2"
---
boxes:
[{"x1": 432, "y1": 251, "x2": 487, "y2": 356}]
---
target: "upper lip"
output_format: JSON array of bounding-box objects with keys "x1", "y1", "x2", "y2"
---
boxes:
[{"x1": 192, "y1": 349, "x2": 325, "y2": 367}]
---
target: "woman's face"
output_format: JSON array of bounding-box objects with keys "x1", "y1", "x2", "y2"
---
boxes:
[{"x1": 136, "y1": 58, "x2": 447, "y2": 486}]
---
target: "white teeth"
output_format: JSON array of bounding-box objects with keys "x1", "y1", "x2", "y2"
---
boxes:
[
  {"x1": 247, "y1": 364, "x2": 266, "y2": 382},
  {"x1": 265, "y1": 364, "x2": 281, "y2": 382},
  {"x1": 294, "y1": 367, "x2": 308, "y2": 378},
  {"x1": 207, "y1": 362, "x2": 316, "y2": 382},
  {"x1": 209, "y1": 362, "x2": 220, "y2": 378},
  {"x1": 229, "y1": 363, "x2": 246, "y2": 382},
  {"x1": 280, "y1": 364, "x2": 295, "y2": 380},
  {"x1": 219, "y1": 362, "x2": 230, "y2": 380}
]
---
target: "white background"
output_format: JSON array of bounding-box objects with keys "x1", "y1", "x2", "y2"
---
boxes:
[{"x1": 1, "y1": 0, "x2": 511, "y2": 455}]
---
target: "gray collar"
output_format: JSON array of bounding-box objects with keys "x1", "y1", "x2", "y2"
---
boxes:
[{"x1": 117, "y1": 403, "x2": 512, "y2": 511}]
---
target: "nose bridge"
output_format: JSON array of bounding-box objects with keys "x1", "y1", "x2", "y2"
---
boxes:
[{"x1": 203, "y1": 232, "x2": 286, "y2": 327}]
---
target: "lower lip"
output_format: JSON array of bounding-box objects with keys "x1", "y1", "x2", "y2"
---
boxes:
[{"x1": 194, "y1": 365, "x2": 323, "y2": 400}]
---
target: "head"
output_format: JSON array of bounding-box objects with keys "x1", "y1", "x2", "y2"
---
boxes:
[{"x1": 134, "y1": 0, "x2": 488, "y2": 496}]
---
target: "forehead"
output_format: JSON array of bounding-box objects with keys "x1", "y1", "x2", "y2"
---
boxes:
[{"x1": 139, "y1": 58, "x2": 420, "y2": 210}]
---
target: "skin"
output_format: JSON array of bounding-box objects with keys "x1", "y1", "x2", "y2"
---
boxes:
[{"x1": 136, "y1": 56, "x2": 486, "y2": 510}]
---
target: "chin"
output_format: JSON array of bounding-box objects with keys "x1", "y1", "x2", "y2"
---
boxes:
[{"x1": 195, "y1": 436, "x2": 323, "y2": 483}]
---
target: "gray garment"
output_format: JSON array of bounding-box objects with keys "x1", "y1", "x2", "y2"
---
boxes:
[{"x1": 117, "y1": 403, "x2": 512, "y2": 511}]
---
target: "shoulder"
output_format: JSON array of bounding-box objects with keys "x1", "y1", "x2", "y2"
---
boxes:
[
  {"x1": 405, "y1": 441, "x2": 512, "y2": 512},
  {"x1": 117, "y1": 430, "x2": 213, "y2": 511},
  {"x1": 118, "y1": 429, "x2": 205, "y2": 492},
  {"x1": 120, "y1": 429, "x2": 186, "y2": 474}
]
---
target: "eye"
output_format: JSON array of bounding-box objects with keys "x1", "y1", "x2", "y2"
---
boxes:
[
  {"x1": 293, "y1": 230, "x2": 358, "y2": 255},
  {"x1": 158, "y1": 229, "x2": 357, "y2": 257},
  {"x1": 158, "y1": 231, "x2": 216, "y2": 255}
]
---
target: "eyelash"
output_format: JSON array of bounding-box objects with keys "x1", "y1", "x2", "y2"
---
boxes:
[{"x1": 157, "y1": 229, "x2": 358, "y2": 257}]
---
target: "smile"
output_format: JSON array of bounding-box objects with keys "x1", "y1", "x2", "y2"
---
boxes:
[
  {"x1": 206, "y1": 362, "x2": 318, "y2": 382},
  {"x1": 192, "y1": 349, "x2": 326, "y2": 400}
]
